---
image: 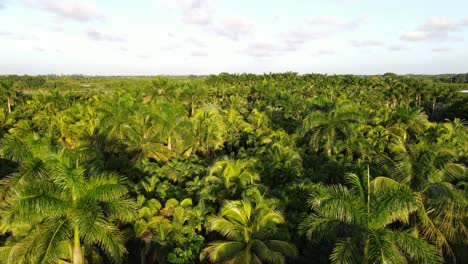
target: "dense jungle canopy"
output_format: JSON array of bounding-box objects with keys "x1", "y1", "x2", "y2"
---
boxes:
[{"x1": 0, "y1": 73, "x2": 467, "y2": 264}]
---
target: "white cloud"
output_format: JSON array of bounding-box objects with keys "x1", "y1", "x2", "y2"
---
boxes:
[
  {"x1": 244, "y1": 42, "x2": 284, "y2": 58},
  {"x1": 420, "y1": 16, "x2": 457, "y2": 32},
  {"x1": 401, "y1": 16, "x2": 466, "y2": 42},
  {"x1": 86, "y1": 29, "x2": 125, "y2": 42},
  {"x1": 313, "y1": 49, "x2": 335, "y2": 57},
  {"x1": 282, "y1": 28, "x2": 329, "y2": 49},
  {"x1": 161, "y1": 43, "x2": 181, "y2": 51},
  {"x1": 186, "y1": 36, "x2": 205, "y2": 47},
  {"x1": 214, "y1": 17, "x2": 253, "y2": 41},
  {"x1": 0, "y1": 31, "x2": 39, "y2": 40},
  {"x1": 0, "y1": 0, "x2": 8, "y2": 10},
  {"x1": 22, "y1": 0, "x2": 104, "y2": 22},
  {"x1": 401, "y1": 31, "x2": 430, "y2": 41},
  {"x1": 307, "y1": 16, "x2": 365, "y2": 30},
  {"x1": 335, "y1": 0, "x2": 360, "y2": 4},
  {"x1": 350, "y1": 39, "x2": 383, "y2": 47},
  {"x1": 461, "y1": 16, "x2": 468, "y2": 26},
  {"x1": 388, "y1": 44, "x2": 408, "y2": 51},
  {"x1": 190, "y1": 50, "x2": 208, "y2": 57},
  {"x1": 163, "y1": 1, "x2": 252, "y2": 41},
  {"x1": 276, "y1": 16, "x2": 366, "y2": 51},
  {"x1": 162, "y1": 0, "x2": 214, "y2": 26},
  {"x1": 432, "y1": 47, "x2": 451, "y2": 52},
  {"x1": 137, "y1": 54, "x2": 151, "y2": 59},
  {"x1": 50, "y1": 26, "x2": 64, "y2": 32},
  {"x1": 15, "y1": 34, "x2": 39, "y2": 41}
]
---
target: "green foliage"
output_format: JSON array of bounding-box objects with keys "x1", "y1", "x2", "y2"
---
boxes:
[
  {"x1": 0, "y1": 73, "x2": 466, "y2": 263},
  {"x1": 0, "y1": 139, "x2": 136, "y2": 263},
  {"x1": 200, "y1": 195, "x2": 298, "y2": 264},
  {"x1": 300, "y1": 173, "x2": 443, "y2": 264}
]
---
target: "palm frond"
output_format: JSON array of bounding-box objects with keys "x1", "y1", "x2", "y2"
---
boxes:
[
  {"x1": 392, "y1": 230, "x2": 443, "y2": 264},
  {"x1": 330, "y1": 238, "x2": 359, "y2": 264},
  {"x1": 200, "y1": 241, "x2": 245, "y2": 263},
  {"x1": 368, "y1": 229, "x2": 406, "y2": 264}
]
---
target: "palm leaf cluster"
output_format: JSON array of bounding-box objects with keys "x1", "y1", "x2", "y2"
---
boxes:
[
  {"x1": 0, "y1": 135, "x2": 136, "y2": 264},
  {"x1": 201, "y1": 196, "x2": 298, "y2": 263},
  {"x1": 301, "y1": 173, "x2": 443, "y2": 264}
]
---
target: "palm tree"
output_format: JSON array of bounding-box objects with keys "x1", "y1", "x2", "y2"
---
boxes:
[
  {"x1": 0, "y1": 145, "x2": 136, "y2": 264},
  {"x1": 386, "y1": 105, "x2": 430, "y2": 142},
  {"x1": 179, "y1": 82, "x2": 208, "y2": 116},
  {"x1": 0, "y1": 81, "x2": 16, "y2": 114},
  {"x1": 300, "y1": 171, "x2": 442, "y2": 264},
  {"x1": 371, "y1": 77, "x2": 408, "y2": 108},
  {"x1": 151, "y1": 101, "x2": 191, "y2": 152},
  {"x1": 206, "y1": 157, "x2": 260, "y2": 198},
  {"x1": 383, "y1": 140, "x2": 467, "y2": 255},
  {"x1": 188, "y1": 105, "x2": 226, "y2": 156},
  {"x1": 256, "y1": 142, "x2": 303, "y2": 186},
  {"x1": 97, "y1": 90, "x2": 136, "y2": 143},
  {"x1": 122, "y1": 114, "x2": 172, "y2": 163},
  {"x1": 224, "y1": 108, "x2": 252, "y2": 151},
  {"x1": 134, "y1": 198, "x2": 204, "y2": 264},
  {"x1": 247, "y1": 109, "x2": 272, "y2": 136},
  {"x1": 300, "y1": 98, "x2": 365, "y2": 156},
  {"x1": 200, "y1": 196, "x2": 297, "y2": 263}
]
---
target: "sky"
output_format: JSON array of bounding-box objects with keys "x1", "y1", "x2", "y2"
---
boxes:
[{"x1": 0, "y1": 0, "x2": 467, "y2": 75}]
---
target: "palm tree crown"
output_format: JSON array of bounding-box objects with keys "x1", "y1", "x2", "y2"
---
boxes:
[
  {"x1": 201, "y1": 196, "x2": 297, "y2": 264},
  {"x1": 0, "y1": 139, "x2": 136, "y2": 264},
  {"x1": 300, "y1": 171, "x2": 442, "y2": 264}
]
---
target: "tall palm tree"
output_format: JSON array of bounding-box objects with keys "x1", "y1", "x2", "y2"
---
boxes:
[
  {"x1": 0, "y1": 82, "x2": 16, "y2": 115},
  {"x1": 300, "y1": 171, "x2": 442, "y2": 264},
  {"x1": 151, "y1": 100, "x2": 191, "y2": 152},
  {"x1": 200, "y1": 196, "x2": 297, "y2": 263},
  {"x1": 300, "y1": 98, "x2": 365, "y2": 156},
  {"x1": 179, "y1": 82, "x2": 208, "y2": 117},
  {"x1": 0, "y1": 144, "x2": 136, "y2": 264}
]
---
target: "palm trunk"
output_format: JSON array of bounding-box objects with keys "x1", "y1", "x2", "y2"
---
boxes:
[
  {"x1": 326, "y1": 132, "x2": 333, "y2": 157},
  {"x1": 191, "y1": 99, "x2": 195, "y2": 117},
  {"x1": 326, "y1": 147, "x2": 332, "y2": 157},
  {"x1": 363, "y1": 239, "x2": 369, "y2": 264},
  {"x1": 363, "y1": 165, "x2": 370, "y2": 264},
  {"x1": 167, "y1": 136, "x2": 172, "y2": 150},
  {"x1": 73, "y1": 227, "x2": 83, "y2": 264},
  {"x1": 7, "y1": 96, "x2": 12, "y2": 114}
]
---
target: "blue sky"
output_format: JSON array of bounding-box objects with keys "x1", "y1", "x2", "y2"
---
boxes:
[{"x1": 0, "y1": 0, "x2": 467, "y2": 75}]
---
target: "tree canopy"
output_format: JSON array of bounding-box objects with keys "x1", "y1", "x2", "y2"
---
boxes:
[{"x1": 0, "y1": 73, "x2": 466, "y2": 263}]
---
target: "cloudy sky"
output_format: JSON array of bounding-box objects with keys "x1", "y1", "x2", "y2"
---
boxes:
[{"x1": 0, "y1": 0, "x2": 467, "y2": 75}]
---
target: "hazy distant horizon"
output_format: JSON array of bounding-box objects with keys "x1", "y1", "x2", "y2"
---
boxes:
[{"x1": 1, "y1": 72, "x2": 467, "y2": 78}]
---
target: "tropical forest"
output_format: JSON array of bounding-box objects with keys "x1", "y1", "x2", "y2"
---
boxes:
[{"x1": 0, "y1": 73, "x2": 467, "y2": 264}]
